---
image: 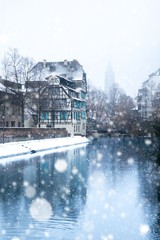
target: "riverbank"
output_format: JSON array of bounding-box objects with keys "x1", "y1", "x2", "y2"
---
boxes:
[{"x1": 0, "y1": 136, "x2": 89, "y2": 160}]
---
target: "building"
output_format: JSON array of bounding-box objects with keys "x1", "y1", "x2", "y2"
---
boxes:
[
  {"x1": 25, "y1": 60, "x2": 87, "y2": 136},
  {"x1": 0, "y1": 78, "x2": 23, "y2": 127},
  {"x1": 105, "y1": 61, "x2": 115, "y2": 95},
  {"x1": 137, "y1": 68, "x2": 160, "y2": 119}
]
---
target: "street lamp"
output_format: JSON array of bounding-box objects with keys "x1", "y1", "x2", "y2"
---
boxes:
[
  {"x1": 2, "y1": 114, "x2": 4, "y2": 144},
  {"x1": 2, "y1": 104, "x2": 5, "y2": 144}
]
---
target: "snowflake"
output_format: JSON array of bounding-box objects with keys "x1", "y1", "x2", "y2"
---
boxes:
[
  {"x1": 12, "y1": 182, "x2": 17, "y2": 186},
  {"x1": 0, "y1": 188, "x2": 5, "y2": 193},
  {"x1": 80, "y1": 150, "x2": 86, "y2": 156},
  {"x1": 140, "y1": 224, "x2": 150, "y2": 235},
  {"x1": 44, "y1": 231, "x2": 50, "y2": 237},
  {"x1": 72, "y1": 167, "x2": 78, "y2": 175},
  {"x1": 145, "y1": 139, "x2": 152, "y2": 146},
  {"x1": 117, "y1": 151, "x2": 122, "y2": 157},
  {"x1": 25, "y1": 185, "x2": 36, "y2": 199},
  {"x1": 64, "y1": 206, "x2": 70, "y2": 212},
  {"x1": 25, "y1": 229, "x2": 31, "y2": 236},
  {"x1": 29, "y1": 198, "x2": 52, "y2": 221},
  {"x1": 1, "y1": 229, "x2": 6, "y2": 235},
  {"x1": 127, "y1": 157, "x2": 134, "y2": 165},
  {"x1": 97, "y1": 152, "x2": 103, "y2": 161},
  {"x1": 120, "y1": 212, "x2": 126, "y2": 218},
  {"x1": 101, "y1": 234, "x2": 114, "y2": 240},
  {"x1": 54, "y1": 159, "x2": 68, "y2": 173},
  {"x1": 23, "y1": 181, "x2": 29, "y2": 187}
]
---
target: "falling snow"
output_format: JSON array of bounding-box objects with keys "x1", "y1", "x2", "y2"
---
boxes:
[
  {"x1": 140, "y1": 224, "x2": 150, "y2": 235},
  {"x1": 25, "y1": 185, "x2": 36, "y2": 199},
  {"x1": 30, "y1": 198, "x2": 53, "y2": 221},
  {"x1": 0, "y1": 137, "x2": 159, "y2": 239},
  {"x1": 54, "y1": 159, "x2": 68, "y2": 173}
]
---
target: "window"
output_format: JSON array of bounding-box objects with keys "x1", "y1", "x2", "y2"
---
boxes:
[
  {"x1": 81, "y1": 102, "x2": 86, "y2": 109},
  {"x1": 76, "y1": 101, "x2": 81, "y2": 109},
  {"x1": 72, "y1": 100, "x2": 81, "y2": 109},
  {"x1": 76, "y1": 112, "x2": 81, "y2": 120},
  {"x1": 53, "y1": 99, "x2": 67, "y2": 108},
  {"x1": 50, "y1": 87, "x2": 60, "y2": 96},
  {"x1": 41, "y1": 112, "x2": 49, "y2": 120},
  {"x1": 11, "y1": 121, "x2": 15, "y2": 127},
  {"x1": 73, "y1": 112, "x2": 81, "y2": 120},
  {"x1": 12, "y1": 107, "x2": 15, "y2": 115},
  {"x1": 6, "y1": 122, "x2": 9, "y2": 127},
  {"x1": 53, "y1": 111, "x2": 59, "y2": 122},
  {"x1": 77, "y1": 125, "x2": 80, "y2": 132},
  {"x1": 81, "y1": 92, "x2": 86, "y2": 99},
  {"x1": 60, "y1": 112, "x2": 69, "y2": 120},
  {"x1": 81, "y1": 111, "x2": 86, "y2": 119}
]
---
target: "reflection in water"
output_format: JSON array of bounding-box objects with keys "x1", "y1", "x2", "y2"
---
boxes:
[{"x1": 0, "y1": 137, "x2": 159, "y2": 239}]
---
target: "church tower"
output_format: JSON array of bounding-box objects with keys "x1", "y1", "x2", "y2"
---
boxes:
[{"x1": 105, "y1": 61, "x2": 115, "y2": 94}]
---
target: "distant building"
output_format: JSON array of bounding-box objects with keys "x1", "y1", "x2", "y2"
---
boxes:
[
  {"x1": 0, "y1": 78, "x2": 23, "y2": 127},
  {"x1": 137, "y1": 68, "x2": 160, "y2": 119},
  {"x1": 105, "y1": 61, "x2": 115, "y2": 94},
  {"x1": 26, "y1": 60, "x2": 87, "y2": 136}
]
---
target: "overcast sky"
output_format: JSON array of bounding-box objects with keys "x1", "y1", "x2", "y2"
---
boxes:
[{"x1": 0, "y1": 0, "x2": 160, "y2": 97}]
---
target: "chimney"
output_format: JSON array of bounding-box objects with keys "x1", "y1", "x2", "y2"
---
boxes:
[
  {"x1": 43, "y1": 59, "x2": 47, "y2": 68},
  {"x1": 63, "y1": 59, "x2": 68, "y2": 66}
]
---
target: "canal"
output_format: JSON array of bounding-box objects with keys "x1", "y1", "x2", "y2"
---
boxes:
[{"x1": 0, "y1": 137, "x2": 160, "y2": 240}]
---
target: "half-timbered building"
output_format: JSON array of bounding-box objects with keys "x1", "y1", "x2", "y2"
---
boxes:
[{"x1": 25, "y1": 60, "x2": 87, "y2": 136}]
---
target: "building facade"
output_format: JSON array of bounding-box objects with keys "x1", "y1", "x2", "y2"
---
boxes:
[
  {"x1": 0, "y1": 78, "x2": 23, "y2": 127},
  {"x1": 26, "y1": 60, "x2": 87, "y2": 136},
  {"x1": 137, "y1": 68, "x2": 160, "y2": 119}
]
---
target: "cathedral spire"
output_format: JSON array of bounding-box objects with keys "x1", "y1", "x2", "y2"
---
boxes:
[{"x1": 105, "y1": 60, "x2": 115, "y2": 94}]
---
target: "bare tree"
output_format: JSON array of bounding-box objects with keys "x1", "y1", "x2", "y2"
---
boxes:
[
  {"x1": 86, "y1": 82, "x2": 135, "y2": 134},
  {"x1": 108, "y1": 83, "x2": 124, "y2": 118},
  {"x1": 107, "y1": 83, "x2": 134, "y2": 133},
  {"x1": 1, "y1": 48, "x2": 35, "y2": 126},
  {"x1": 25, "y1": 80, "x2": 50, "y2": 127},
  {"x1": 1, "y1": 48, "x2": 34, "y2": 85},
  {"x1": 1, "y1": 54, "x2": 10, "y2": 80},
  {"x1": 86, "y1": 84, "x2": 109, "y2": 131},
  {"x1": 25, "y1": 62, "x2": 50, "y2": 127}
]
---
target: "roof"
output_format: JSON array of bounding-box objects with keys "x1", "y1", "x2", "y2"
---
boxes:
[
  {"x1": 0, "y1": 82, "x2": 14, "y2": 94},
  {"x1": 0, "y1": 83, "x2": 6, "y2": 92},
  {"x1": 30, "y1": 59, "x2": 86, "y2": 82},
  {"x1": 0, "y1": 79, "x2": 22, "y2": 89}
]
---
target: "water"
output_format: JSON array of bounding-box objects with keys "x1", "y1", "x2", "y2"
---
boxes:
[{"x1": 0, "y1": 137, "x2": 160, "y2": 240}]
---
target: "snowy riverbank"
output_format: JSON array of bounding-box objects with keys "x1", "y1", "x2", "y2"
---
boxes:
[{"x1": 0, "y1": 136, "x2": 89, "y2": 160}]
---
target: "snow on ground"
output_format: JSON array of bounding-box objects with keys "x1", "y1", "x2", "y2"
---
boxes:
[{"x1": 0, "y1": 136, "x2": 89, "y2": 161}]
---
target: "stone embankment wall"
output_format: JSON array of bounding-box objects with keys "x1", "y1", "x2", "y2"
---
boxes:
[{"x1": 0, "y1": 128, "x2": 68, "y2": 143}]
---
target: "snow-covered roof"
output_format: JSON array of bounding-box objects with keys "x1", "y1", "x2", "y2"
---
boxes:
[
  {"x1": 0, "y1": 83, "x2": 6, "y2": 91},
  {"x1": 30, "y1": 60, "x2": 86, "y2": 82},
  {"x1": 0, "y1": 83, "x2": 14, "y2": 94}
]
